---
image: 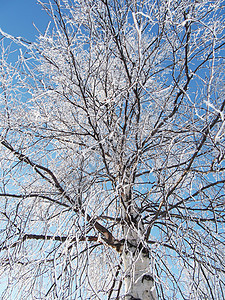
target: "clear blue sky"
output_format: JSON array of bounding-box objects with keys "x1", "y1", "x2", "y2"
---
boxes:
[
  {"x1": 0, "y1": 0, "x2": 50, "y2": 41},
  {"x1": 0, "y1": 3, "x2": 51, "y2": 295}
]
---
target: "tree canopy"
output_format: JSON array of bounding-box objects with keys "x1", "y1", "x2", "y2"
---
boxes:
[{"x1": 0, "y1": 0, "x2": 225, "y2": 299}]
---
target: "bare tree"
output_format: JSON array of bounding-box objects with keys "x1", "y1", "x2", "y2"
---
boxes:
[{"x1": 0, "y1": 0, "x2": 225, "y2": 299}]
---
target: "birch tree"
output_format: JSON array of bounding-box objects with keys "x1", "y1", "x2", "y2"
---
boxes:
[{"x1": 0, "y1": 0, "x2": 225, "y2": 299}]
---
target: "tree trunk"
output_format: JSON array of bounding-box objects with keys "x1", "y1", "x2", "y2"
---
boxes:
[{"x1": 122, "y1": 228, "x2": 157, "y2": 300}]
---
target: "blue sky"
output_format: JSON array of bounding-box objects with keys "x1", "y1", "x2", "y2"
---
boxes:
[
  {"x1": 0, "y1": 2, "x2": 50, "y2": 295},
  {"x1": 0, "y1": 0, "x2": 50, "y2": 41}
]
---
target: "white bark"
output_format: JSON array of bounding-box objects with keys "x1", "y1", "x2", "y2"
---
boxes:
[
  {"x1": 122, "y1": 227, "x2": 157, "y2": 300},
  {"x1": 122, "y1": 251, "x2": 157, "y2": 299}
]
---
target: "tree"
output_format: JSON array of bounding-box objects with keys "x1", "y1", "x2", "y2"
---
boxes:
[{"x1": 0, "y1": 0, "x2": 225, "y2": 299}]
